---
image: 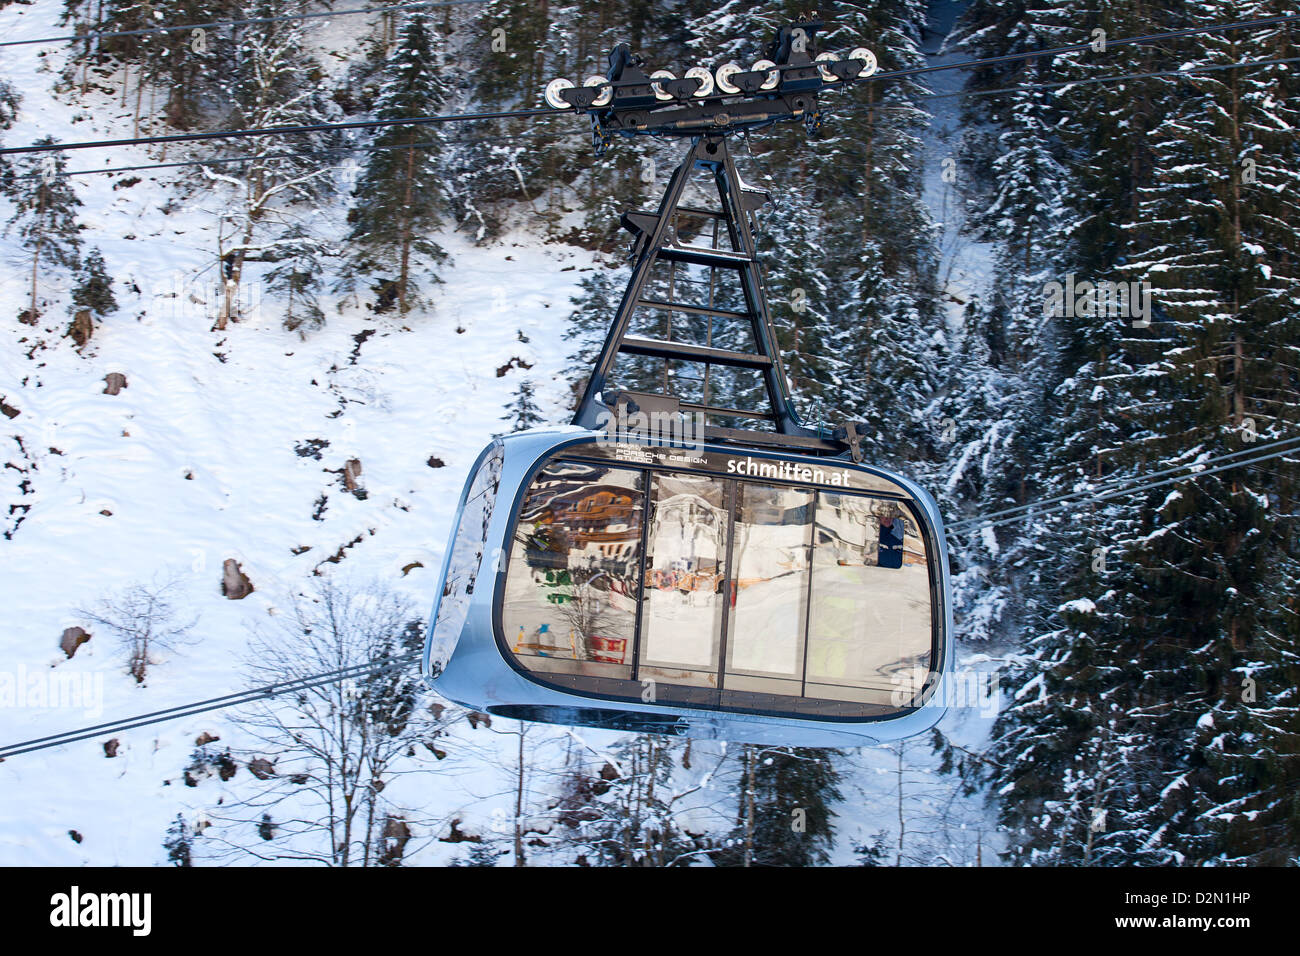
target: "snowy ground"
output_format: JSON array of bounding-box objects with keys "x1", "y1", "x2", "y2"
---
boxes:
[{"x1": 1, "y1": 0, "x2": 1004, "y2": 866}]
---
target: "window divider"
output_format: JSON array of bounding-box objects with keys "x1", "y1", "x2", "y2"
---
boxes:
[
  {"x1": 714, "y1": 478, "x2": 740, "y2": 693},
  {"x1": 800, "y1": 489, "x2": 819, "y2": 699},
  {"x1": 629, "y1": 468, "x2": 653, "y2": 683}
]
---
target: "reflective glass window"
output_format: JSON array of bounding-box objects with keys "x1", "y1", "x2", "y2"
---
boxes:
[
  {"x1": 805, "y1": 494, "x2": 932, "y2": 705},
  {"x1": 636, "y1": 472, "x2": 728, "y2": 688},
  {"x1": 499, "y1": 455, "x2": 937, "y2": 716},
  {"x1": 724, "y1": 482, "x2": 813, "y2": 696},
  {"x1": 500, "y1": 463, "x2": 644, "y2": 680},
  {"x1": 429, "y1": 444, "x2": 503, "y2": 673}
]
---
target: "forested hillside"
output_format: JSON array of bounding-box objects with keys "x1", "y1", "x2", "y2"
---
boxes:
[{"x1": 0, "y1": 0, "x2": 1295, "y2": 866}]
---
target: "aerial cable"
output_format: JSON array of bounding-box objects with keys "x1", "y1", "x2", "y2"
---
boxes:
[
  {"x1": 949, "y1": 434, "x2": 1300, "y2": 531},
  {"x1": 0, "y1": 106, "x2": 561, "y2": 156},
  {"x1": 13, "y1": 51, "x2": 1298, "y2": 179},
  {"x1": 0, "y1": 653, "x2": 420, "y2": 759},
  {"x1": 948, "y1": 435, "x2": 1300, "y2": 536},
  {"x1": 2, "y1": 14, "x2": 1295, "y2": 157}
]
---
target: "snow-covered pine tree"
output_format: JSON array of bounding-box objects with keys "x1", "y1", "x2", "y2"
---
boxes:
[
  {"x1": 685, "y1": 0, "x2": 945, "y2": 454},
  {"x1": 0, "y1": 75, "x2": 18, "y2": 190},
  {"x1": 79, "y1": 0, "x2": 235, "y2": 129},
  {"x1": 976, "y1": 0, "x2": 1300, "y2": 865},
  {"x1": 1112, "y1": 0, "x2": 1300, "y2": 864},
  {"x1": 939, "y1": 45, "x2": 1074, "y2": 648},
  {"x1": 340, "y1": 11, "x2": 448, "y2": 317},
  {"x1": 819, "y1": 1, "x2": 945, "y2": 463},
  {"x1": 718, "y1": 745, "x2": 842, "y2": 867},
  {"x1": 4, "y1": 141, "x2": 82, "y2": 325},
  {"x1": 202, "y1": 2, "x2": 338, "y2": 329},
  {"x1": 264, "y1": 224, "x2": 327, "y2": 334},
  {"x1": 163, "y1": 813, "x2": 195, "y2": 866},
  {"x1": 70, "y1": 247, "x2": 118, "y2": 318},
  {"x1": 501, "y1": 378, "x2": 544, "y2": 432}
]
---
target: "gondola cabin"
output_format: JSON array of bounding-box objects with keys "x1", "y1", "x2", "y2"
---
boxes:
[
  {"x1": 425, "y1": 428, "x2": 953, "y2": 746},
  {"x1": 424, "y1": 24, "x2": 954, "y2": 745}
]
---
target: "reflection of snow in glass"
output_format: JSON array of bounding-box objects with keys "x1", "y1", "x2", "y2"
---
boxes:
[{"x1": 429, "y1": 444, "x2": 504, "y2": 673}]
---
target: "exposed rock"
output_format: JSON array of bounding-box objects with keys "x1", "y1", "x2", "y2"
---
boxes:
[
  {"x1": 426, "y1": 456, "x2": 444, "y2": 468},
  {"x1": 466, "y1": 711, "x2": 492, "y2": 730},
  {"x1": 103, "y1": 372, "x2": 127, "y2": 395},
  {"x1": 0, "y1": 399, "x2": 19, "y2": 420},
  {"x1": 422, "y1": 741, "x2": 448, "y2": 760},
  {"x1": 215, "y1": 751, "x2": 237, "y2": 781},
  {"x1": 495, "y1": 356, "x2": 534, "y2": 377},
  {"x1": 248, "y1": 757, "x2": 275, "y2": 780},
  {"x1": 59, "y1": 626, "x2": 91, "y2": 659},
  {"x1": 379, "y1": 815, "x2": 412, "y2": 865},
  {"x1": 68, "y1": 309, "x2": 94, "y2": 348},
  {"x1": 343, "y1": 458, "x2": 363, "y2": 491},
  {"x1": 221, "y1": 559, "x2": 254, "y2": 600},
  {"x1": 439, "y1": 819, "x2": 482, "y2": 844},
  {"x1": 195, "y1": 731, "x2": 220, "y2": 747},
  {"x1": 103, "y1": 738, "x2": 119, "y2": 758}
]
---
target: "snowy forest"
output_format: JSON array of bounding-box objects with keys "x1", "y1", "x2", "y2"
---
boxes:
[{"x1": 0, "y1": 0, "x2": 1296, "y2": 867}]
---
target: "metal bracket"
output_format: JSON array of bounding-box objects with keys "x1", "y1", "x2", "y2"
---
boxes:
[{"x1": 831, "y1": 422, "x2": 868, "y2": 463}]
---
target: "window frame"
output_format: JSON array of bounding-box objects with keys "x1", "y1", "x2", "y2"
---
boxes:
[{"x1": 491, "y1": 441, "x2": 946, "y2": 723}]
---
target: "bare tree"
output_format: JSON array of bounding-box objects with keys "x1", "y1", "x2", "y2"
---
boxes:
[
  {"x1": 206, "y1": 579, "x2": 450, "y2": 866},
  {"x1": 80, "y1": 578, "x2": 196, "y2": 684}
]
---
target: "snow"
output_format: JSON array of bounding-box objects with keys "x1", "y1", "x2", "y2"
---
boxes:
[{"x1": 1058, "y1": 598, "x2": 1096, "y2": 615}]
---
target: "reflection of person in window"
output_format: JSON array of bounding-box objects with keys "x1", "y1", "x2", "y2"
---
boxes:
[{"x1": 877, "y1": 505, "x2": 905, "y2": 570}]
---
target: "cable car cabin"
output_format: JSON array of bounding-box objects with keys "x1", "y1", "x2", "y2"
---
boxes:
[
  {"x1": 425, "y1": 33, "x2": 954, "y2": 745},
  {"x1": 424, "y1": 428, "x2": 953, "y2": 746}
]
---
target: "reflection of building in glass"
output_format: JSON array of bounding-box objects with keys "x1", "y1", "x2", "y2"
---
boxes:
[
  {"x1": 519, "y1": 471, "x2": 643, "y2": 574},
  {"x1": 646, "y1": 485, "x2": 726, "y2": 593}
]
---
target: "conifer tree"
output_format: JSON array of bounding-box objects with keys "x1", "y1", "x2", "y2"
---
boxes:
[
  {"x1": 718, "y1": 745, "x2": 842, "y2": 867},
  {"x1": 341, "y1": 12, "x2": 449, "y2": 316},
  {"x1": 968, "y1": 0, "x2": 1300, "y2": 866},
  {"x1": 70, "y1": 247, "x2": 118, "y2": 318},
  {"x1": 501, "y1": 378, "x2": 544, "y2": 432},
  {"x1": 205, "y1": 4, "x2": 337, "y2": 329},
  {"x1": 264, "y1": 225, "x2": 327, "y2": 334},
  {"x1": 0, "y1": 77, "x2": 18, "y2": 191},
  {"x1": 4, "y1": 141, "x2": 82, "y2": 325}
]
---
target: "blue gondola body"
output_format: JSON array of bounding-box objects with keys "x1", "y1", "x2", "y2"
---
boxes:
[{"x1": 425, "y1": 428, "x2": 954, "y2": 746}]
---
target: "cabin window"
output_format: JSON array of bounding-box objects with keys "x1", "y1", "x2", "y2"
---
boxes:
[
  {"x1": 501, "y1": 462, "x2": 644, "y2": 681},
  {"x1": 429, "y1": 444, "x2": 504, "y2": 673},
  {"x1": 724, "y1": 482, "x2": 813, "y2": 697},
  {"x1": 500, "y1": 456, "x2": 936, "y2": 717},
  {"x1": 638, "y1": 472, "x2": 728, "y2": 688}
]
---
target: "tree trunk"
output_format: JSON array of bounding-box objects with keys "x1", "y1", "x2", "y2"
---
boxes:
[
  {"x1": 514, "y1": 730, "x2": 526, "y2": 866},
  {"x1": 743, "y1": 744, "x2": 755, "y2": 867},
  {"x1": 26, "y1": 185, "x2": 46, "y2": 325},
  {"x1": 896, "y1": 744, "x2": 905, "y2": 866},
  {"x1": 398, "y1": 139, "x2": 416, "y2": 315}
]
